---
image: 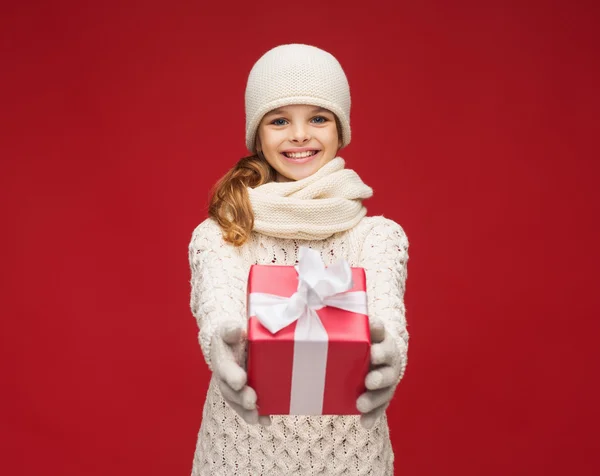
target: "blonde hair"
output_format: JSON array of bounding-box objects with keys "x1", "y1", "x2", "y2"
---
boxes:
[{"x1": 209, "y1": 154, "x2": 275, "y2": 247}]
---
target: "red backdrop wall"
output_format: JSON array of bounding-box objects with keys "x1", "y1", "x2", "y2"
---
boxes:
[{"x1": 1, "y1": 1, "x2": 598, "y2": 475}]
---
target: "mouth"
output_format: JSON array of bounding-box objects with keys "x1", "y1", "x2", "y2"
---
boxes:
[{"x1": 281, "y1": 149, "x2": 320, "y2": 159}]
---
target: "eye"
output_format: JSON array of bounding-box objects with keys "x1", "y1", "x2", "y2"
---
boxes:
[
  {"x1": 311, "y1": 115, "x2": 328, "y2": 124},
  {"x1": 271, "y1": 118, "x2": 288, "y2": 126}
]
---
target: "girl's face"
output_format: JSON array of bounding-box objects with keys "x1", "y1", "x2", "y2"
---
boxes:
[{"x1": 257, "y1": 104, "x2": 341, "y2": 182}]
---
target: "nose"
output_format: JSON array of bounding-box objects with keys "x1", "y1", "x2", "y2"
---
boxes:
[{"x1": 290, "y1": 123, "x2": 310, "y2": 143}]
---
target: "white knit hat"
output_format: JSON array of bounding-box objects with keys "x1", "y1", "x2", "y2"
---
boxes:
[{"x1": 244, "y1": 44, "x2": 351, "y2": 153}]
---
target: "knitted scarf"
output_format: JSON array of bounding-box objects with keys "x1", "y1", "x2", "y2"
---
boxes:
[{"x1": 248, "y1": 157, "x2": 373, "y2": 240}]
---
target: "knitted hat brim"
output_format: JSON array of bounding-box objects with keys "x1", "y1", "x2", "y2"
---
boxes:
[{"x1": 245, "y1": 96, "x2": 351, "y2": 153}]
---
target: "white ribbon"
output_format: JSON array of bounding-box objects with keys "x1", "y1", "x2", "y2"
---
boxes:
[{"x1": 248, "y1": 247, "x2": 368, "y2": 415}]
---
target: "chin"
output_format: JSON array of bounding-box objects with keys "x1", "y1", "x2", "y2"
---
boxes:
[
  {"x1": 277, "y1": 158, "x2": 332, "y2": 182},
  {"x1": 281, "y1": 168, "x2": 318, "y2": 182}
]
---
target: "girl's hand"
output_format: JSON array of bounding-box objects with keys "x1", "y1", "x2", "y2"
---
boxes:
[
  {"x1": 210, "y1": 321, "x2": 271, "y2": 426},
  {"x1": 357, "y1": 319, "x2": 402, "y2": 429}
]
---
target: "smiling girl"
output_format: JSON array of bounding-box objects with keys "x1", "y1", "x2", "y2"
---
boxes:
[
  {"x1": 257, "y1": 105, "x2": 341, "y2": 182},
  {"x1": 188, "y1": 44, "x2": 410, "y2": 475}
]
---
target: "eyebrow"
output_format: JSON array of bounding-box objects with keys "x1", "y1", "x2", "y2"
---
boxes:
[{"x1": 264, "y1": 106, "x2": 332, "y2": 117}]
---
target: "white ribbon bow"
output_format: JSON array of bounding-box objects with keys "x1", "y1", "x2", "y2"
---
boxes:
[
  {"x1": 248, "y1": 247, "x2": 368, "y2": 415},
  {"x1": 249, "y1": 247, "x2": 368, "y2": 334}
]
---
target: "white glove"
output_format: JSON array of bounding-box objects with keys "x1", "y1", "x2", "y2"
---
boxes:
[
  {"x1": 210, "y1": 321, "x2": 271, "y2": 426},
  {"x1": 357, "y1": 319, "x2": 404, "y2": 429}
]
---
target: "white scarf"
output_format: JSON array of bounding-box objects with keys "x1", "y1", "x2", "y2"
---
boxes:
[{"x1": 248, "y1": 157, "x2": 373, "y2": 240}]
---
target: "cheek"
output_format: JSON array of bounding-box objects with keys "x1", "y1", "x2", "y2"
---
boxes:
[
  {"x1": 260, "y1": 132, "x2": 283, "y2": 153},
  {"x1": 324, "y1": 129, "x2": 340, "y2": 150}
]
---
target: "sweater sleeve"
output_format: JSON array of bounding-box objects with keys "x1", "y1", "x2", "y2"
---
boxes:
[
  {"x1": 359, "y1": 217, "x2": 410, "y2": 383},
  {"x1": 188, "y1": 219, "x2": 248, "y2": 371}
]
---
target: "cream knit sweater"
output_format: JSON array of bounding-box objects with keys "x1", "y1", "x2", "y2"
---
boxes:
[{"x1": 188, "y1": 162, "x2": 409, "y2": 475}]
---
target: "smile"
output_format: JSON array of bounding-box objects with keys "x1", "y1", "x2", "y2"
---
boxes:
[
  {"x1": 282, "y1": 150, "x2": 319, "y2": 159},
  {"x1": 280, "y1": 149, "x2": 321, "y2": 165}
]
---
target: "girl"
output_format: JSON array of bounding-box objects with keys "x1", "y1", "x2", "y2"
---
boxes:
[{"x1": 188, "y1": 44, "x2": 409, "y2": 475}]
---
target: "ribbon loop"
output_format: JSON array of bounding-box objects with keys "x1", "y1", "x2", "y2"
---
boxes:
[{"x1": 249, "y1": 247, "x2": 366, "y2": 335}]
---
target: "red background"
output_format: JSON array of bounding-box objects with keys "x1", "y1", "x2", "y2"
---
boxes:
[{"x1": 1, "y1": 1, "x2": 599, "y2": 475}]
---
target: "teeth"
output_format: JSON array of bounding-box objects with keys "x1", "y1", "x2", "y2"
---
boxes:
[{"x1": 284, "y1": 151, "x2": 317, "y2": 158}]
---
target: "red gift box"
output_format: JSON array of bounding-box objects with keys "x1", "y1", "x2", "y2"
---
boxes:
[{"x1": 246, "y1": 256, "x2": 370, "y2": 416}]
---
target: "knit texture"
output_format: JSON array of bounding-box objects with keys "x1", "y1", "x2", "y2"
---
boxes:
[
  {"x1": 245, "y1": 44, "x2": 351, "y2": 152},
  {"x1": 188, "y1": 216, "x2": 409, "y2": 475},
  {"x1": 248, "y1": 157, "x2": 372, "y2": 240}
]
